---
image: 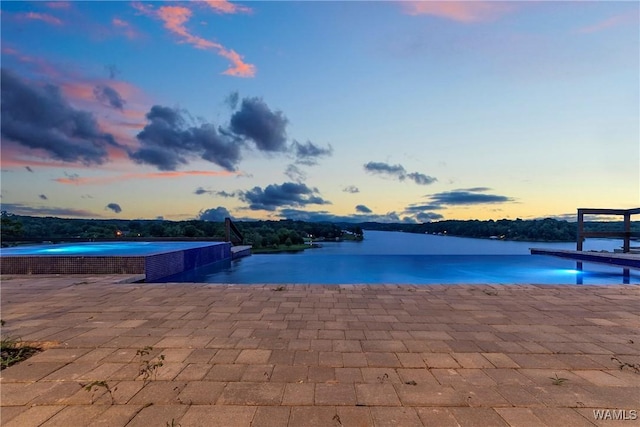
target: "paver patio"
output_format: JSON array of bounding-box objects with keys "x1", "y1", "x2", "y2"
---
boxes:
[{"x1": 1, "y1": 275, "x2": 638, "y2": 426}]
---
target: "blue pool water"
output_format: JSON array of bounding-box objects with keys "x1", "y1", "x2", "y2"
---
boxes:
[
  {"x1": 0, "y1": 241, "x2": 224, "y2": 257},
  {"x1": 161, "y1": 231, "x2": 639, "y2": 285}
]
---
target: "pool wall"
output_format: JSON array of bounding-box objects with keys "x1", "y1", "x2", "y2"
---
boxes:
[
  {"x1": 144, "y1": 244, "x2": 231, "y2": 281},
  {"x1": 0, "y1": 242, "x2": 232, "y2": 281}
]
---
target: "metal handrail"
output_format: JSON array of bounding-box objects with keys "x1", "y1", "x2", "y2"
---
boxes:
[{"x1": 224, "y1": 217, "x2": 244, "y2": 245}]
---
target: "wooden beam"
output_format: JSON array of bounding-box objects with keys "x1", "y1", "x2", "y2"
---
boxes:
[
  {"x1": 576, "y1": 207, "x2": 640, "y2": 254},
  {"x1": 577, "y1": 208, "x2": 640, "y2": 215}
]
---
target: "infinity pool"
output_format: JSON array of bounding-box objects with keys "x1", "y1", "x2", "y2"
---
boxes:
[
  {"x1": 0, "y1": 241, "x2": 219, "y2": 256},
  {"x1": 159, "y1": 254, "x2": 638, "y2": 285},
  {"x1": 0, "y1": 241, "x2": 231, "y2": 281},
  {"x1": 156, "y1": 231, "x2": 638, "y2": 285}
]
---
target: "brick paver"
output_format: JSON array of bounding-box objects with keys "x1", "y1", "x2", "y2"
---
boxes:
[{"x1": 1, "y1": 275, "x2": 638, "y2": 426}]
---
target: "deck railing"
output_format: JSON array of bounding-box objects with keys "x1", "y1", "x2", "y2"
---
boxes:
[
  {"x1": 224, "y1": 217, "x2": 244, "y2": 245},
  {"x1": 577, "y1": 207, "x2": 640, "y2": 253}
]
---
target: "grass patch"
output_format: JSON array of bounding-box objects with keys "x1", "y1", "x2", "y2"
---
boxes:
[
  {"x1": 137, "y1": 346, "x2": 165, "y2": 383},
  {"x1": 1, "y1": 336, "x2": 41, "y2": 370},
  {"x1": 549, "y1": 373, "x2": 569, "y2": 385}
]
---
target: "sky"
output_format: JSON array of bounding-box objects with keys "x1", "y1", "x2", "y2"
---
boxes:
[{"x1": 1, "y1": 0, "x2": 638, "y2": 224}]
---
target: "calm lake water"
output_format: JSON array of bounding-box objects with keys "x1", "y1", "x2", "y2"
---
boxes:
[{"x1": 161, "y1": 231, "x2": 639, "y2": 285}]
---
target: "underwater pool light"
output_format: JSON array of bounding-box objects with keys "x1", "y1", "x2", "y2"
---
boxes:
[{"x1": 557, "y1": 268, "x2": 582, "y2": 275}]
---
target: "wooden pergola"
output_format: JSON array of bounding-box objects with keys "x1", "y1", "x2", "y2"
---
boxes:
[{"x1": 577, "y1": 207, "x2": 640, "y2": 253}]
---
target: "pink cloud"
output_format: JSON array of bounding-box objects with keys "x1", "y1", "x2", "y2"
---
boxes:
[
  {"x1": 54, "y1": 170, "x2": 237, "y2": 185},
  {"x1": 158, "y1": 6, "x2": 218, "y2": 49},
  {"x1": 576, "y1": 12, "x2": 638, "y2": 34},
  {"x1": 23, "y1": 12, "x2": 63, "y2": 26},
  {"x1": 45, "y1": 2, "x2": 71, "y2": 9},
  {"x1": 203, "y1": 1, "x2": 251, "y2": 15},
  {"x1": 0, "y1": 144, "x2": 97, "y2": 170},
  {"x1": 217, "y1": 47, "x2": 256, "y2": 77},
  {"x1": 400, "y1": 1, "x2": 513, "y2": 23},
  {"x1": 112, "y1": 18, "x2": 140, "y2": 40},
  {"x1": 58, "y1": 78, "x2": 150, "y2": 150},
  {"x1": 1, "y1": 46, "x2": 62, "y2": 78},
  {"x1": 135, "y1": 3, "x2": 255, "y2": 77}
]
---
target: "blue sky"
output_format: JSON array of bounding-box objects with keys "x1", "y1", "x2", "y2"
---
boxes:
[{"x1": 1, "y1": 1, "x2": 638, "y2": 223}]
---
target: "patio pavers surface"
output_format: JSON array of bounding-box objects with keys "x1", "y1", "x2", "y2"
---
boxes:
[{"x1": 1, "y1": 275, "x2": 639, "y2": 426}]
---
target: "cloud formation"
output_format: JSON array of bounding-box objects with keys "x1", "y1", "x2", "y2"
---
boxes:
[
  {"x1": 230, "y1": 97, "x2": 289, "y2": 152},
  {"x1": 401, "y1": 1, "x2": 512, "y2": 23},
  {"x1": 203, "y1": 1, "x2": 251, "y2": 14},
  {"x1": 402, "y1": 203, "x2": 444, "y2": 223},
  {"x1": 406, "y1": 172, "x2": 437, "y2": 185},
  {"x1": 224, "y1": 91, "x2": 240, "y2": 110},
  {"x1": 93, "y1": 84, "x2": 125, "y2": 110},
  {"x1": 426, "y1": 188, "x2": 513, "y2": 205},
  {"x1": 138, "y1": 3, "x2": 255, "y2": 77},
  {"x1": 293, "y1": 140, "x2": 333, "y2": 165},
  {"x1": 22, "y1": 12, "x2": 63, "y2": 26},
  {"x1": 576, "y1": 12, "x2": 637, "y2": 34},
  {"x1": 284, "y1": 164, "x2": 307, "y2": 183},
  {"x1": 55, "y1": 170, "x2": 235, "y2": 185},
  {"x1": 364, "y1": 161, "x2": 405, "y2": 177},
  {"x1": 364, "y1": 161, "x2": 436, "y2": 185},
  {"x1": 129, "y1": 105, "x2": 242, "y2": 171},
  {"x1": 194, "y1": 187, "x2": 237, "y2": 198},
  {"x1": 279, "y1": 208, "x2": 406, "y2": 224},
  {"x1": 355, "y1": 204, "x2": 372, "y2": 213},
  {"x1": 403, "y1": 203, "x2": 445, "y2": 213},
  {"x1": 416, "y1": 212, "x2": 444, "y2": 222},
  {"x1": 216, "y1": 190, "x2": 238, "y2": 198},
  {"x1": 106, "y1": 202, "x2": 122, "y2": 213},
  {"x1": 45, "y1": 2, "x2": 71, "y2": 9},
  {"x1": 1, "y1": 202, "x2": 98, "y2": 218},
  {"x1": 112, "y1": 18, "x2": 139, "y2": 40},
  {"x1": 240, "y1": 182, "x2": 329, "y2": 211},
  {"x1": 343, "y1": 185, "x2": 360, "y2": 193},
  {"x1": 198, "y1": 206, "x2": 231, "y2": 221},
  {"x1": 1, "y1": 68, "x2": 120, "y2": 165}
]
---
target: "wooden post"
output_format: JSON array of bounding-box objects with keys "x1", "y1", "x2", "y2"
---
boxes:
[
  {"x1": 576, "y1": 209, "x2": 584, "y2": 252},
  {"x1": 224, "y1": 217, "x2": 231, "y2": 243},
  {"x1": 623, "y1": 212, "x2": 631, "y2": 253}
]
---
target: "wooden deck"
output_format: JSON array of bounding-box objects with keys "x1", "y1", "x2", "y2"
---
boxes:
[{"x1": 530, "y1": 248, "x2": 640, "y2": 269}]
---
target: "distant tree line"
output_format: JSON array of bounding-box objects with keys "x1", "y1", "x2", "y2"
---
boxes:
[
  {"x1": 0, "y1": 212, "x2": 363, "y2": 249},
  {"x1": 1, "y1": 211, "x2": 637, "y2": 246},
  {"x1": 352, "y1": 218, "x2": 639, "y2": 242}
]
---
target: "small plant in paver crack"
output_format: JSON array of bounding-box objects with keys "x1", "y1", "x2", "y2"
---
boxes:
[
  {"x1": 611, "y1": 356, "x2": 640, "y2": 373},
  {"x1": 0, "y1": 322, "x2": 41, "y2": 370},
  {"x1": 81, "y1": 380, "x2": 117, "y2": 404},
  {"x1": 550, "y1": 373, "x2": 568, "y2": 385},
  {"x1": 482, "y1": 289, "x2": 498, "y2": 296},
  {"x1": 272, "y1": 285, "x2": 285, "y2": 291},
  {"x1": 404, "y1": 380, "x2": 417, "y2": 386},
  {"x1": 136, "y1": 346, "x2": 165, "y2": 382},
  {"x1": 377, "y1": 373, "x2": 389, "y2": 383}
]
